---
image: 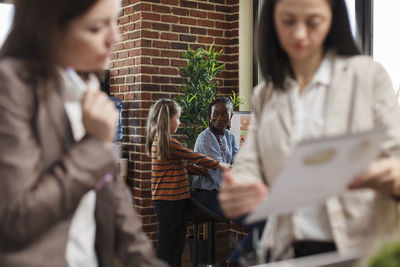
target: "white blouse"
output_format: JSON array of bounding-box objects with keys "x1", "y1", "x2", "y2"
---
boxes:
[
  {"x1": 62, "y1": 69, "x2": 98, "y2": 267},
  {"x1": 287, "y1": 53, "x2": 334, "y2": 241}
]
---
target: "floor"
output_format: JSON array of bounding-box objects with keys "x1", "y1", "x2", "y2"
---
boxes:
[
  {"x1": 114, "y1": 237, "x2": 232, "y2": 267},
  {"x1": 181, "y1": 237, "x2": 231, "y2": 267}
]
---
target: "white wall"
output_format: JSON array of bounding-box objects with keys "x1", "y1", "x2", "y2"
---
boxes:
[
  {"x1": 373, "y1": 0, "x2": 400, "y2": 95},
  {"x1": 0, "y1": 4, "x2": 13, "y2": 48},
  {"x1": 239, "y1": 0, "x2": 253, "y2": 111}
]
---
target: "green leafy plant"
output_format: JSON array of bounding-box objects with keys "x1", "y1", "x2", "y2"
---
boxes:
[
  {"x1": 230, "y1": 90, "x2": 245, "y2": 111},
  {"x1": 175, "y1": 45, "x2": 225, "y2": 149},
  {"x1": 175, "y1": 45, "x2": 245, "y2": 149},
  {"x1": 369, "y1": 240, "x2": 400, "y2": 267}
]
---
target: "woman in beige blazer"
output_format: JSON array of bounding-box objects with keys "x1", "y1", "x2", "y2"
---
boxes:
[
  {"x1": 0, "y1": 0, "x2": 166, "y2": 267},
  {"x1": 219, "y1": 0, "x2": 400, "y2": 262}
]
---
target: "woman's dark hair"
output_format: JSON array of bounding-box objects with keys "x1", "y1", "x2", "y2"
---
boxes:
[
  {"x1": 208, "y1": 97, "x2": 234, "y2": 119},
  {"x1": 0, "y1": 0, "x2": 99, "y2": 85},
  {"x1": 257, "y1": 0, "x2": 360, "y2": 90}
]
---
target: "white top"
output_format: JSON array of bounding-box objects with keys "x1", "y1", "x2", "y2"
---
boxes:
[
  {"x1": 62, "y1": 69, "x2": 98, "y2": 267},
  {"x1": 287, "y1": 53, "x2": 334, "y2": 241}
]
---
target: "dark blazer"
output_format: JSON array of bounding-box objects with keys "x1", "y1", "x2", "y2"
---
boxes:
[{"x1": 0, "y1": 58, "x2": 166, "y2": 267}]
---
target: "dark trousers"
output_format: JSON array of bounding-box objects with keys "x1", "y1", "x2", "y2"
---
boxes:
[
  {"x1": 192, "y1": 189, "x2": 266, "y2": 262},
  {"x1": 265, "y1": 241, "x2": 337, "y2": 262},
  {"x1": 293, "y1": 241, "x2": 336, "y2": 258},
  {"x1": 154, "y1": 199, "x2": 188, "y2": 267}
]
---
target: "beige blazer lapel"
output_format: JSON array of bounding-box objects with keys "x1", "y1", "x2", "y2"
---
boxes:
[
  {"x1": 324, "y1": 56, "x2": 355, "y2": 135},
  {"x1": 263, "y1": 89, "x2": 294, "y2": 139},
  {"x1": 257, "y1": 89, "x2": 294, "y2": 184},
  {"x1": 36, "y1": 81, "x2": 73, "y2": 164}
]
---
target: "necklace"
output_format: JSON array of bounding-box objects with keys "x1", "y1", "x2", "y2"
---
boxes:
[{"x1": 213, "y1": 132, "x2": 226, "y2": 157}]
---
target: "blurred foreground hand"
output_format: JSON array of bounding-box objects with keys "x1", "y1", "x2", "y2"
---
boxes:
[
  {"x1": 348, "y1": 157, "x2": 400, "y2": 196},
  {"x1": 82, "y1": 87, "x2": 118, "y2": 146},
  {"x1": 218, "y1": 171, "x2": 268, "y2": 219}
]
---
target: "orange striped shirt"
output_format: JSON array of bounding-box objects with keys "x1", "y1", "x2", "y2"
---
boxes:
[{"x1": 151, "y1": 138, "x2": 220, "y2": 201}]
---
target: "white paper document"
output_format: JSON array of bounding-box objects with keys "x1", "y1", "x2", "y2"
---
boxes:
[{"x1": 246, "y1": 127, "x2": 385, "y2": 224}]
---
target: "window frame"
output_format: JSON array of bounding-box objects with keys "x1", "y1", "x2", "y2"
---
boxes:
[{"x1": 355, "y1": 0, "x2": 373, "y2": 55}]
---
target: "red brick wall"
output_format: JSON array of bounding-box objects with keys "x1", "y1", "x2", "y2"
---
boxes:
[{"x1": 109, "y1": 0, "x2": 240, "y2": 246}]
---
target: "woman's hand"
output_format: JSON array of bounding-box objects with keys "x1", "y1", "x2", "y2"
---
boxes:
[
  {"x1": 219, "y1": 162, "x2": 232, "y2": 172},
  {"x1": 218, "y1": 171, "x2": 268, "y2": 219},
  {"x1": 82, "y1": 88, "x2": 118, "y2": 146},
  {"x1": 348, "y1": 157, "x2": 400, "y2": 196}
]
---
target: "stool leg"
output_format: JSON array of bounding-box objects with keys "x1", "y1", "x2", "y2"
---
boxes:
[
  {"x1": 192, "y1": 223, "x2": 198, "y2": 267},
  {"x1": 207, "y1": 221, "x2": 215, "y2": 265}
]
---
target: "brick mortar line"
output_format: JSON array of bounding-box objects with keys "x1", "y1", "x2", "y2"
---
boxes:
[
  {"x1": 115, "y1": 36, "x2": 240, "y2": 42},
  {"x1": 109, "y1": 72, "x2": 239, "y2": 77},
  {"x1": 142, "y1": 25, "x2": 239, "y2": 31}
]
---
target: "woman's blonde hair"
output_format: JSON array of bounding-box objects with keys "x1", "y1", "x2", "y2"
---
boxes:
[{"x1": 146, "y1": 99, "x2": 180, "y2": 160}]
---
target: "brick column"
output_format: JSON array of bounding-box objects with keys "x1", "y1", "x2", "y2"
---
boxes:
[{"x1": 109, "y1": 0, "x2": 241, "y2": 247}]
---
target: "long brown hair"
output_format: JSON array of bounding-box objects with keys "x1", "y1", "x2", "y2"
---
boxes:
[
  {"x1": 146, "y1": 99, "x2": 180, "y2": 160},
  {"x1": 0, "y1": 0, "x2": 99, "y2": 86}
]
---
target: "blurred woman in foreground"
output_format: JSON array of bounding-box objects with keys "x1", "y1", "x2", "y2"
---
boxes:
[
  {"x1": 219, "y1": 0, "x2": 400, "y2": 262},
  {"x1": 0, "y1": 0, "x2": 165, "y2": 266}
]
